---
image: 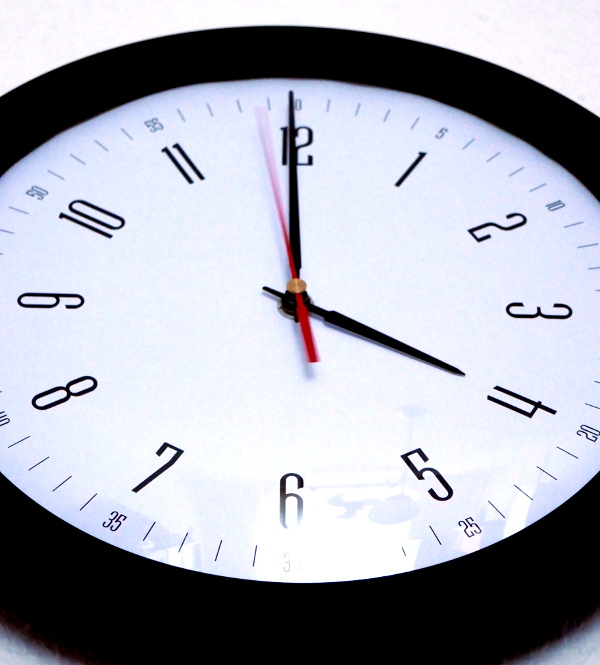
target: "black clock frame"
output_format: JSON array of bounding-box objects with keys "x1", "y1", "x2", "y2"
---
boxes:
[{"x1": 0, "y1": 27, "x2": 598, "y2": 664}]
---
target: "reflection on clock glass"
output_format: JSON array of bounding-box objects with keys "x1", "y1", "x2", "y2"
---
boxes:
[{"x1": 0, "y1": 78, "x2": 599, "y2": 582}]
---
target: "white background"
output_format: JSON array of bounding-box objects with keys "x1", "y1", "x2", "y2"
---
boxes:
[{"x1": 0, "y1": 1, "x2": 598, "y2": 663}]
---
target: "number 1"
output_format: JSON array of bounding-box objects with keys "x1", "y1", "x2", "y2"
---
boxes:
[{"x1": 394, "y1": 152, "x2": 426, "y2": 187}]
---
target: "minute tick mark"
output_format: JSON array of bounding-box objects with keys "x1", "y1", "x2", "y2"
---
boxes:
[
  {"x1": 69, "y1": 154, "x2": 86, "y2": 165},
  {"x1": 556, "y1": 446, "x2": 578, "y2": 458},
  {"x1": 529, "y1": 183, "x2": 546, "y2": 192},
  {"x1": 80, "y1": 493, "x2": 97, "y2": 510},
  {"x1": 28, "y1": 457, "x2": 49, "y2": 471},
  {"x1": 52, "y1": 476, "x2": 72, "y2": 492},
  {"x1": 537, "y1": 466, "x2": 557, "y2": 480},
  {"x1": 514, "y1": 485, "x2": 533, "y2": 500},
  {"x1": 178, "y1": 532, "x2": 188, "y2": 553},
  {"x1": 8, "y1": 436, "x2": 30, "y2": 448},
  {"x1": 429, "y1": 525, "x2": 442, "y2": 545},
  {"x1": 143, "y1": 522, "x2": 155, "y2": 541},
  {"x1": 488, "y1": 501, "x2": 505, "y2": 518}
]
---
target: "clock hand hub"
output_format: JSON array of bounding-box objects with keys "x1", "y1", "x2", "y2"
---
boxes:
[
  {"x1": 279, "y1": 278, "x2": 312, "y2": 319},
  {"x1": 287, "y1": 278, "x2": 306, "y2": 294}
]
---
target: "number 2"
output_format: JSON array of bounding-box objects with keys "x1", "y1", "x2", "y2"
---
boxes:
[{"x1": 468, "y1": 212, "x2": 527, "y2": 242}]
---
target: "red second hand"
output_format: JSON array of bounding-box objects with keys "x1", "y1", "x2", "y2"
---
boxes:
[{"x1": 256, "y1": 108, "x2": 319, "y2": 363}]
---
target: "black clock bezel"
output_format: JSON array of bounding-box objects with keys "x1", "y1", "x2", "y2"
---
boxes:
[{"x1": 1, "y1": 26, "x2": 599, "y2": 664}]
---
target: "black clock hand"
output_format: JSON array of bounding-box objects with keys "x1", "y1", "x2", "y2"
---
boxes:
[
  {"x1": 263, "y1": 286, "x2": 465, "y2": 376},
  {"x1": 288, "y1": 90, "x2": 302, "y2": 274}
]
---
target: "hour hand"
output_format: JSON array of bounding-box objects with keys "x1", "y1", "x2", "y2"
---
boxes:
[{"x1": 263, "y1": 286, "x2": 465, "y2": 376}]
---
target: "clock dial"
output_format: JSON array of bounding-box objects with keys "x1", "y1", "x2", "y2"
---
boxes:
[
  {"x1": 1, "y1": 33, "x2": 600, "y2": 665},
  {"x1": 1, "y1": 73, "x2": 599, "y2": 585}
]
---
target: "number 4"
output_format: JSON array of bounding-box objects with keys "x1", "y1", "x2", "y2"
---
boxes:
[{"x1": 487, "y1": 386, "x2": 556, "y2": 418}]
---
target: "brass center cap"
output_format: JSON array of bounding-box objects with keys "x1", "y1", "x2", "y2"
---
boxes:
[{"x1": 286, "y1": 278, "x2": 307, "y2": 294}]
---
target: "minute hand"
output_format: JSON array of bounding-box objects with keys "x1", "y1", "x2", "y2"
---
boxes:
[
  {"x1": 263, "y1": 287, "x2": 465, "y2": 376},
  {"x1": 288, "y1": 90, "x2": 302, "y2": 274}
]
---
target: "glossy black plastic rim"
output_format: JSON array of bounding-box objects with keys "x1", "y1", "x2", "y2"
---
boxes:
[
  {"x1": 0, "y1": 26, "x2": 598, "y2": 664},
  {"x1": 1, "y1": 26, "x2": 598, "y2": 196}
]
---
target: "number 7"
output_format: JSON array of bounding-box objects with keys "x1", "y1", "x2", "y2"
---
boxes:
[{"x1": 132, "y1": 442, "x2": 184, "y2": 493}]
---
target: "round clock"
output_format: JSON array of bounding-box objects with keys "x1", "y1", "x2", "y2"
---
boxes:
[{"x1": 1, "y1": 26, "x2": 599, "y2": 663}]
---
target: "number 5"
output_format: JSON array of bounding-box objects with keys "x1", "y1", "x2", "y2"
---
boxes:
[{"x1": 401, "y1": 448, "x2": 454, "y2": 501}]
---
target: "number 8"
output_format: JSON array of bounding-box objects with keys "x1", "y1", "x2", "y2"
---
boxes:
[{"x1": 32, "y1": 376, "x2": 98, "y2": 410}]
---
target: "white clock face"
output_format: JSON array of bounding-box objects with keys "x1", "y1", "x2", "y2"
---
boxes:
[{"x1": 0, "y1": 78, "x2": 599, "y2": 583}]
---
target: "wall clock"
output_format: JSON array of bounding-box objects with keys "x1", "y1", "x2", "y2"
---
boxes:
[{"x1": 0, "y1": 26, "x2": 599, "y2": 663}]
